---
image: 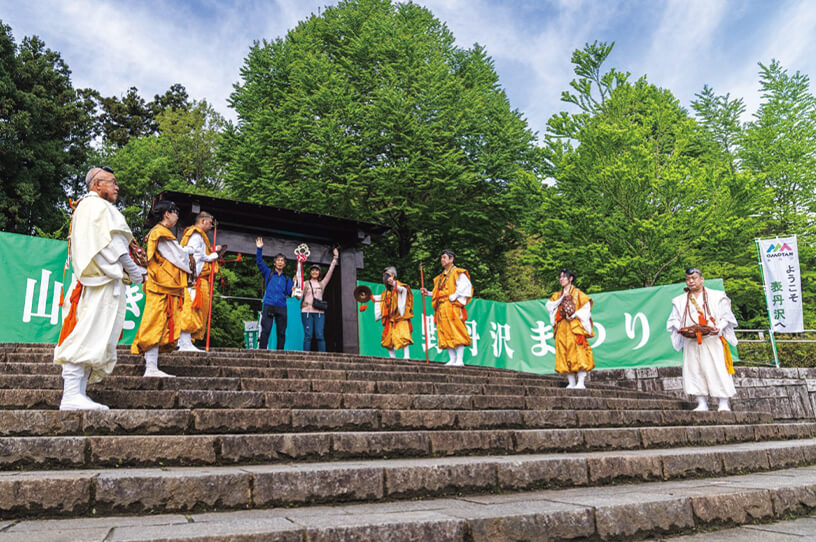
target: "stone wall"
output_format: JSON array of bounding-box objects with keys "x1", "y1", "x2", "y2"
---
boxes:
[{"x1": 590, "y1": 366, "x2": 816, "y2": 420}]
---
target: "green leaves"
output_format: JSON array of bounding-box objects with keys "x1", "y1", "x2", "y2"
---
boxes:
[{"x1": 224, "y1": 0, "x2": 538, "y2": 293}]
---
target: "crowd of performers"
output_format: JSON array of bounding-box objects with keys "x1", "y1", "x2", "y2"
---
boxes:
[{"x1": 54, "y1": 166, "x2": 739, "y2": 413}]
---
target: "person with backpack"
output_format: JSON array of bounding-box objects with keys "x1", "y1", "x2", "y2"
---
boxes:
[
  {"x1": 372, "y1": 266, "x2": 414, "y2": 359},
  {"x1": 255, "y1": 237, "x2": 294, "y2": 350}
]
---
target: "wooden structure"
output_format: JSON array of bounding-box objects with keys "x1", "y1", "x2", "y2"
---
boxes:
[{"x1": 158, "y1": 191, "x2": 388, "y2": 354}]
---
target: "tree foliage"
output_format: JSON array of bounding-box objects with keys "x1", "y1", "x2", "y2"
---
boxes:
[
  {"x1": 224, "y1": 0, "x2": 539, "y2": 298},
  {"x1": 0, "y1": 21, "x2": 93, "y2": 234}
]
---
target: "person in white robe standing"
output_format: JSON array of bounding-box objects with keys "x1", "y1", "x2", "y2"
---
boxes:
[
  {"x1": 667, "y1": 268, "x2": 738, "y2": 412},
  {"x1": 54, "y1": 166, "x2": 146, "y2": 410}
]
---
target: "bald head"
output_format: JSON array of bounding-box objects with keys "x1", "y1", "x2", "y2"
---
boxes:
[{"x1": 85, "y1": 167, "x2": 118, "y2": 203}]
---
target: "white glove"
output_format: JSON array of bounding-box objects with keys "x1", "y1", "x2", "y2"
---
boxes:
[
  {"x1": 292, "y1": 287, "x2": 303, "y2": 298},
  {"x1": 119, "y1": 254, "x2": 146, "y2": 284}
]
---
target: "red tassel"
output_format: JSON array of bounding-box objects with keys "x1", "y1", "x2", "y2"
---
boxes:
[{"x1": 359, "y1": 304, "x2": 368, "y2": 312}]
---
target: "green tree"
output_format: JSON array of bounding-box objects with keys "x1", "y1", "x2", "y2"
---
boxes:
[
  {"x1": 527, "y1": 43, "x2": 758, "y2": 300},
  {"x1": 741, "y1": 60, "x2": 816, "y2": 328},
  {"x1": 156, "y1": 100, "x2": 226, "y2": 189},
  {"x1": 223, "y1": 0, "x2": 539, "y2": 298},
  {"x1": 96, "y1": 84, "x2": 191, "y2": 148},
  {"x1": 0, "y1": 22, "x2": 93, "y2": 234}
]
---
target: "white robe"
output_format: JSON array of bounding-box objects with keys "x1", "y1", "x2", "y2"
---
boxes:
[
  {"x1": 373, "y1": 284, "x2": 408, "y2": 322},
  {"x1": 54, "y1": 192, "x2": 133, "y2": 383},
  {"x1": 667, "y1": 288, "x2": 738, "y2": 398}
]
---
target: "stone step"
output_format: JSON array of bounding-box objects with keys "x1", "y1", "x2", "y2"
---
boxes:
[
  {"x1": 0, "y1": 363, "x2": 692, "y2": 408},
  {"x1": 0, "y1": 374, "x2": 691, "y2": 408},
  {"x1": 2, "y1": 440, "x2": 816, "y2": 522},
  {"x1": 1, "y1": 420, "x2": 811, "y2": 470},
  {"x1": 0, "y1": 407, "x2": 782, "y2": 438},
  {"x1": 653, "y1": 514, "x2": 816, "y2": 540},
  {"x1": 1, "y1": 349, "x2": 674, "y2": 399},
  {"x1": 9, "y1": 464, "x2": 816, "y2": 542},
  {"x1": 0, "y1": 386, "x2": 732, "y2": 416}
]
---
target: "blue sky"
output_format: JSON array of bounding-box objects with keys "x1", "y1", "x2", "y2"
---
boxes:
[{"x1": 2, "y1": 0, "x2": 815, "y2": 138}]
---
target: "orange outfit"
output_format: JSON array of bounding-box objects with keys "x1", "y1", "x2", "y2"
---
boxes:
[
  {"x1": 131, "y1": 225, "x2": 187, "y2": 354},
  {"x1": 550, "y1": 286, "x2": 595, "y2": 374},
  {"x1": 431, "y1": 267, "x2": 472, "y2": 349},
  {"x1": 179, "y1": 226, "x2": 219, "y2": 340},
  {"x1": 379, "y1": 281, "x2": 414, "y2": 350}
]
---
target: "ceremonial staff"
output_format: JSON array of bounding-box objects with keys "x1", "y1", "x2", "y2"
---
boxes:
[
  {"x1": 420, "y1": 263, "x2": 429, "y2": 364},
  {"x1": 205, "y1": 226, "x2": 218, "y2": 352}
]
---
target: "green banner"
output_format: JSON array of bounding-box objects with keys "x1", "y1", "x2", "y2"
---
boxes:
[
  {"x1": 357, "y1": 278, "x2": 734, "y2": 373},
  {"x1": 0, "y1": 231, "x2": 146, "y2": 345},
  {"x1": 0, "y1": 231, "x2": 736, "y2": 374}
]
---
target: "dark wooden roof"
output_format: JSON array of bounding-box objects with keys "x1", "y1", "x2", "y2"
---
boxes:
[{"x1": 158, "y1": 190, "x2": 389, "y2": 246}]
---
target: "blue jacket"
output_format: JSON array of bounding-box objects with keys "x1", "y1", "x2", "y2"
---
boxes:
[{"x1": 257, "y1": 248, "x2": 294, "y2": 307}]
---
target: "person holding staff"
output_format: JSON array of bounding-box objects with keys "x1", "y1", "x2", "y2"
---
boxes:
[
  {"x1": 420, "y1": 249, "x2": 472, "y2": 366},
  {"x1": 131, "y1": 200, "x2": 192, "y2": 377}
]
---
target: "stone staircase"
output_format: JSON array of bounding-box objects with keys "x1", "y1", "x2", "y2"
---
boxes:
[{"x1": 2, "y1": 344, "x2": 816, "y2": 541}]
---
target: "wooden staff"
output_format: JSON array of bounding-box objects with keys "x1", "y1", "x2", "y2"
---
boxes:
[
  {"x1": 420, "y1": 263, "x2": 429, "y2": 364},
  {"x1": 205, "y1": 226, "x2": 218, "y2": 352}
]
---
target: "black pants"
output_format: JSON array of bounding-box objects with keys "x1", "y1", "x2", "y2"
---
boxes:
[{"x1": 259, "y1": 304, "x2": 287, "y2": 350}]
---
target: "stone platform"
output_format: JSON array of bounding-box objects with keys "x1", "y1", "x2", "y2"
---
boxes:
[{"x1": 2, "y1": 344, "x2": 816, "y2": 541}]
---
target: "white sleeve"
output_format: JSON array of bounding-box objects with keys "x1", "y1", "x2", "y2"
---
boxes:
[
  {"x1": 373, "y1": 300, "x2": 383, "y2": 322},
  {"x1": 157, "y1": 238, "x2": 192, "y2": 273},
  {"x1": 666, "y1": 303, "x2": 685, "y2": 352},
  {"x1": 448, "y1": 273, "x2": 472, "y2": 304},
  {"x1": 545, "y1": 298, "x2": 560, "y2": 326},
  {"x1": 717, "y1": 295, "x2": 739, "y2": 346},
  {"x1": 187, "y1": 234, "x2": 218, "y2": 276},
  {"x1": 573, "y1": 301, "x2": 592, "y2": 335},
  {"x1": 396, "y1": 285, "x2": 408, "y2": 316},
  {"x1": 91, "y1": 231, "x2": 130, "y2": 280}
]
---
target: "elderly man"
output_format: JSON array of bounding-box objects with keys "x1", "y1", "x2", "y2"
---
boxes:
[
  {"x1": 667, "y1": 268, "x2": 738, "y2": 412},
  {"x1": 420, "y1": 249, "x2": 473, "y2": 367},
  {"x1": 54, "y1": 166, "x2": 145, "y2": 410},
  {"x1": 178, "y1": 211, "x2": 222, "y2": 352},
  {"x1": 372, "y1": 266, "x2": 414, "y2": 359}
]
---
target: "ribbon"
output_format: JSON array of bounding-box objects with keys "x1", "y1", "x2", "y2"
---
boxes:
[
  {"x1": 192, "y1": 276, "x2": 204, "y2": 310},
  {"x1": 295, "y1": 253, "x2": 307, "y2": 289},
  {"x1": 57, "y1": 283, "x2": 83, "y2": 346}
]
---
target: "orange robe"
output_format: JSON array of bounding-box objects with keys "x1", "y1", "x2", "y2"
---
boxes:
[
  {"x1": 179, "y1": 226, "x2": 219, "y2": 340},
  {"x1": 431, "y1": 267, "x2": 472, "y2": 349},
  {"x1": 549, "y1": 286, "x2": 595, "y2": 373},
  {"x1": 379, "y1": 281, "x2": 414, "y2": 350},
  {"x1": 131, "y1": 225, "x2": 187, "y2": 354}
]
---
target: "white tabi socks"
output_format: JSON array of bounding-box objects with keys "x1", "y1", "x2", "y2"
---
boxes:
[
  {"x1": 144, "y1": 346, "x2": 175, "y2": 378},
  {"x1": 455, "y1": 345, "x2": 465, "y2": 365},
  {"x1": 566, "y1": 373, "x2": 577, "y2": 389},
  {"x1": 717, "y1": 397, "x2": 731, "y2": 412},
  {"x1": 575, "y1": 370, "x2": 588, "y2": 389},
  {"x1": 693, "y1": 396, "x2": 709, "y2": 411},
  {"x1": 59, "y1": 363, "x2": 108, "y2": 410},
  {"x1": 178, "y1": 332, "x2": 202, "y2": 352},
  {"x1": 445, "y1": 348, "x2": 461, "y2": 366},
  {"x1": 388, "y1": 348, "x2": 412, "y2": 360}
]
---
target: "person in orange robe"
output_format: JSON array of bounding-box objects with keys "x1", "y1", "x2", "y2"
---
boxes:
[
  {"x1": 545, "y1": 268, "x2": 595, "y2": 388},
  {"x1": 372, "y1": 266, "x2": 414, "y2": 359},
  {"x1": 420, "y1": 249, "x2": 472, "y2": 366},
  {"x1": 178, "y1": 211, "x2": 222, "y2": 351},
  {"x1": 130, "y1": 200, "x2": 192, "y2": 377}
]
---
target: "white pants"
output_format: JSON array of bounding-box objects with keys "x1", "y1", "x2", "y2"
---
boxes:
[
  {"x1": 682, "y1": 335, "x2": 736, "y2": 398},
  {"x1": 54, "y1": 279, "x2": 127, "y2": 384}
]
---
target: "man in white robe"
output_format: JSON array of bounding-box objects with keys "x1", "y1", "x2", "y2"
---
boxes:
[
  {"x1": 54, "y1": 167, "x2": 146, "y2": 410},
  {"x1": 667, "y1": 268, "x2": 738, "y2": 412}
]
